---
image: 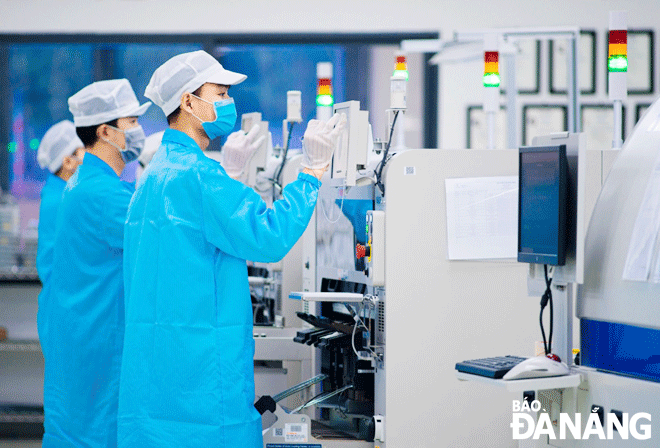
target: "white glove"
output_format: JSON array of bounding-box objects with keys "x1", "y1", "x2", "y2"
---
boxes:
[
  {"x1": 301, "y1": 113, "x2": 347, "y2": 169},
  {"x1": 221, "y1": 124, "x2": 266, "y2": 178}
]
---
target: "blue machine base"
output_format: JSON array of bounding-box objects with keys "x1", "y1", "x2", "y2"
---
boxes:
[{"x1": 581, "y1": 318, "x2": 660, "y2": 383}]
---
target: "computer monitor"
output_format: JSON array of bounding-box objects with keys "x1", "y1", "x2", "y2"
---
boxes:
[{"x1": 518, "y1": 144, "x2": 568, "y2": 266}]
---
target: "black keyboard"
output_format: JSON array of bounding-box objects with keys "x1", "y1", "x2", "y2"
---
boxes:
[{"x1": 455, "y1": 355, "x2": 527, "y2": 379}]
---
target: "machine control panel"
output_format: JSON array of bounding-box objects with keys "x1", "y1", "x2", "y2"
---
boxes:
[{"x1": 366, "y1": 210, "x2": 385, "y2": 286}]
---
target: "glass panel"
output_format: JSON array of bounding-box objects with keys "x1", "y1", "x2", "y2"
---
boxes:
[
  {"x1": 2, "y1": 44, "x2": 93, "y2": 275},
  {"x1": 214, "y1": 44, "x2": 346, "y2": 149},
  {"x1": 9, "y1": 44, "x2": 93, "y2": 197}
]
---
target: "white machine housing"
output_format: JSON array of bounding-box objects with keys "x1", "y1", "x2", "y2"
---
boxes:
[
  {"x1": 241, "y1": 112, "x2": 271, "y2": 187},
  {"x1": 330, "y1": 101, "x2": 370, "y2": 187}
]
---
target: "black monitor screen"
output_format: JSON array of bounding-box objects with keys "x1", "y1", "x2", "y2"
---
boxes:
[{"x1": 518, "y1": 145, "x2": 567, "y2": 266}]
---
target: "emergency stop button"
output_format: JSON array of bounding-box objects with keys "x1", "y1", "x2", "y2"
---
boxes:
[{"x1": 356, "y1": 244, "x2": 371, "y2": 259}]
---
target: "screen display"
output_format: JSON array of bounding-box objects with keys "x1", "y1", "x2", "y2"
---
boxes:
[{"x1": 518, "y1": 145, "x2": 567, "y2": 265}]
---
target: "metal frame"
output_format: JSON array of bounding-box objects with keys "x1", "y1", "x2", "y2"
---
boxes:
[
  {"x1": 419, "y1": 27, "x2": 581, "y2": 151},
  {"x1": 549, "y1": 30, "x2": 597, "y2": 95},
  {"x1": 500, "y1": 39, "x2": 541, "y2": 95},
  {"x1": 454, "y1": 27, "x2": 581, "y2": 136}
]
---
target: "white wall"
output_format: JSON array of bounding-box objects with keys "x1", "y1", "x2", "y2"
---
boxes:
[{"x1": 0, "y1": 0, "x2": 652, "y2": 34}]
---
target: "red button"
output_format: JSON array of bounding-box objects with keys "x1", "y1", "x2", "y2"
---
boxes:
[{"x1": 356, "y1": 244, "x2": 366, "y2": 259}]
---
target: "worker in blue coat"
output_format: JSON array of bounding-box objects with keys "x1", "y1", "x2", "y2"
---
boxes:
[
  {"x1": 39, "y1": 79, "x2": 150, "y2": 448},
  {"x1": 118, "y1": 50, "x2": 345, "y2": 448},
  {"x1": 35, "y1": 120, "x2": 84, "y2": 304}
]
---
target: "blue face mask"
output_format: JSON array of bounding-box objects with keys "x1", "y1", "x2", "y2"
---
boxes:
[
  {"x1": 190, "y1": 95, "x2": 237, "y2": 140},
  {"x1": 104, "y1": 124, "x2": 146, "y2": 164}
]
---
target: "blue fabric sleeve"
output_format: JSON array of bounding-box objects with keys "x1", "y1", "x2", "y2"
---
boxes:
[
  {"x1": 102, "y1": 183, "x2": 134, "y2": 249},
  {"x1": 198, "y1": 164, "x2": 320, "y2": 263}
]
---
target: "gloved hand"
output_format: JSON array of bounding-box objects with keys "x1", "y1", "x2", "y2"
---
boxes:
[
  {"x1": 221, "y1": 124, "x2": 266, "y2": 178},
  {"x1": 301, "y1": 113, "x2": 347, "y2": 170}
]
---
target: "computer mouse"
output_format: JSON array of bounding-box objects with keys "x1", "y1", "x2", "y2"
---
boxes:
[{"x1": 503, "y1": 356, "x2": 570, "y2": 380}]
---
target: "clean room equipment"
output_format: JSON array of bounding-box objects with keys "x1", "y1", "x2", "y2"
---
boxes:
[
  {"x1": 263, "y1": 97, "x2": 560, "y2": 446},
  {"x1": 457, "y1": 95, "x2": 660, "y2": 446},
  {"x1": 268, "y1": 83, "x2": 627, "y2": 445}
]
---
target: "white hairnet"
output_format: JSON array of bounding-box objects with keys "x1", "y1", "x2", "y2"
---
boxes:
[
  {"x1": 37, "y1": 120, "x2": 84, "y2": 173},
  {"x1": 145, "y1": 50, "x2": 246, "y2": 117},
  {"x1": 68, "y1": 79, "x2": 151, "y2": 127}
]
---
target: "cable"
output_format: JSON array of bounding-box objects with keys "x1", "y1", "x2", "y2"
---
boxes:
[
  {"x1": 539, "y1": 265, "x2": 553, "y2": 355},
  {"x1": 272, "y1": 122, "x2": 295, "y2": 200},
  {"x1": 351, "y1": 306, "x2": 369, "y2": 361},
  {"x1": 548, "y1": 267, "x2": 554, "y2": 354},
  {"x1": 319, "y1": 182, "x2": 346, "y2": 224},
  {"x1": 350, "y1": 301, "x2": 376, "y2": 362},
  {"x1": 539, "y1": 306, "x2": 547, "y2": 355},
  {"x1": 375, "y1": 110, "x2": 400, "y2": 195},
  {"x1": 351, "y1": 303, "x2": 372, "y2": 361}
]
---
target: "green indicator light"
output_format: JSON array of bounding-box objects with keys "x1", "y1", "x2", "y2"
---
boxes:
[
  {"x1": 366, "y1": 225, "x2": 369, "y2": 234},
  {"x1": 483, "y1": 73, "x2": 501, "y2": 87},
  {"x1": 393, "y1": 69, "x2": 409, "y2": 80},
  {"x1": 316, "y1": 94, "x2": 334, "y2": 107},
  {"x1": 7, "y1": 142, "x2": 16, "y2": 153},
  {"x1": 608, "y1": 55, "x2": 628, "y2": 72},
  {"x1": 29, "y1": 138, "x2": 39, "y2": 150}
]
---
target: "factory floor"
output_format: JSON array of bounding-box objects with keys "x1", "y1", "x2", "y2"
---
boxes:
[{"x1": 0, "y1": 441, "x2": 41, "y2": 447}]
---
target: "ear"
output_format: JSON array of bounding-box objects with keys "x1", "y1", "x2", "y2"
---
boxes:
[
  {"x1": 97, "y1": 124, "x2": 109, "y2": 140},
  {"x1": 61, "y1": 155, "x2": 74, "y2": 171},
  {"x1": 180, "y1": 93, "x2": 194, "y2": 113}
]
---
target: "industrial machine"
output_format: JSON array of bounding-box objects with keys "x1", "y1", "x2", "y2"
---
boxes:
[
  {"x1": 454, "y1": 101, "x2": 660, "y2": 447},
  {"x1": 550, "y1": 91, "x2": 660, "y2": 447},
  {"x1": 262, "y1": 100, "x2": 547, "y2": 447}
]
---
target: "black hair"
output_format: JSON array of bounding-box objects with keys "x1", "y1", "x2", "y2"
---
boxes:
[
  {"x1": 167, "y1": 85, "x2": 204, "y2": 125},
  {"x1": 76, "y1": 119, "x2": 119, "y2": 148}
]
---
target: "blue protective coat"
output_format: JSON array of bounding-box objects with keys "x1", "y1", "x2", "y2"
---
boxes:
[
  {"x1": 36, "y1": 173, "x2": 66, "y2": 350},
  {"x1": 38, "y1": 153, "x2": 134, "y2": 448},
  {"x1": 118, "y1": 129, "x2": 320, "y2": 448},
  {"x1": 36, "y1": 173, "x2": 66, "y2": 287}
]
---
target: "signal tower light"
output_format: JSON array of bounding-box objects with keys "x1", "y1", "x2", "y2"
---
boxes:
[
  {"x1": 393, "y1": 54, "x2": 409, "y2": 80},
  {"x1": 316, "y1": 78, "x2": 333, "y2": 107},
  {"x1": 608, "y1": 29, "x2": 628, "y2": 72},
  {"x1": 483, "y1": 51, "x2": 500, "y2": 88}
]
